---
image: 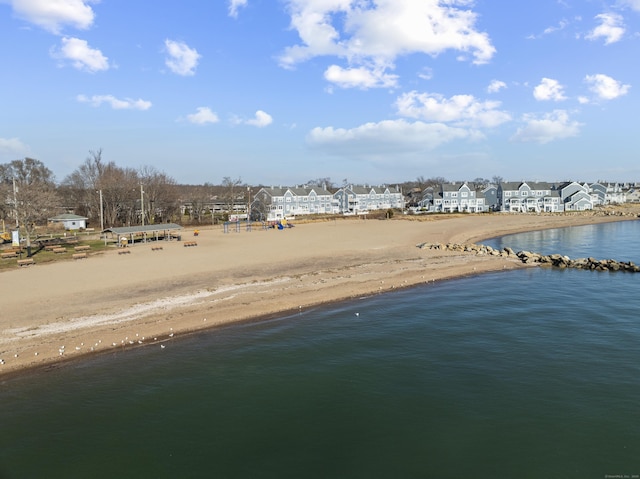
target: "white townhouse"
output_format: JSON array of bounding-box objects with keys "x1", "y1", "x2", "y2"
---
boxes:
[
  {"x1": 427, "y1": 182, "x2": 488, "y2": 213},
  {"x1": 497, "y1": 181, "x2": 563, "y2": 213},
  {"x1": 333, "y1": 185, "x2": 404, "y2": 215},
  {"x1": 589, "y1": 182, "x2": 628, "y2": 206},
  {"x1": 625, "y1": 186, "x2": 640, "y2": 203},
  {"x1": 252, "y1": 186, "x2": 338, "y2": 221},
  {"x1": 417, "y1": 182, "x2": 488, "y2": 213},
  {"x1": 605, "y1": 183, "x2": 627, "y2": 204},
  {"x1": 558, "y1": 182, "x2": 594, "y2": 211},
  {"x1": 589, "y1": 182, "x2": 607, "y2": 206}
]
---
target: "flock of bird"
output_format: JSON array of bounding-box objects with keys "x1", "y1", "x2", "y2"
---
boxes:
[{"x1": 0, "y1": 324, "x2": 191, "y2": 367}]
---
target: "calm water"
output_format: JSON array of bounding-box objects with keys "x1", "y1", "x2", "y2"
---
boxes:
[{"x1": 1, "y1": 221, "x2": 640, "y2": 479}]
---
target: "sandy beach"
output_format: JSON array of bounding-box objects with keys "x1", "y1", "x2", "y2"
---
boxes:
[{"x1": 1, "y1": 210, "x2": 638, "y2": 377}]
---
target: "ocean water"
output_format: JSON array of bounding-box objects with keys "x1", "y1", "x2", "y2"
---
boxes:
[{"x1": 1, "y1": 220, "x2": 639, "y2": 479}]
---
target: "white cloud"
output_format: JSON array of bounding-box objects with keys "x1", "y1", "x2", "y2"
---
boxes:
[
  {"x1": 186, "y1": 107, "x2": 219, "y2": 125},
  {"x1": 228, "y1": 0, "x2": 248, "y2": 18},
  {"x1": 586, "y1": 13, "x2": 625, "y2": 45},
  {"x1": 619, "y1": 0, "x2": 640, "y2": 12},
  {"x1": 417, "y1": 67, "x2": 433, "y2": 81},
  {"x1": 307, "y1": 119, "x2": 480, "y2": 156},
  {"x1": 164, "y1": 39, "x2": 201, "y2": 76},
  {"x1": 533, "y1": 78, "x2": 567, "y2": 101},
  {"x1": 278, "y1": 0, "x2": 495, "y2": 88},
  {"x1": 0, "y1": 137, "x2": 29, "y2": 157},
  {"x1": 487, "y1": 80, "x2": 506, "y2": 93},
  {"x1": 324, "y1": 65, "x2": 398, "y2": 89},
  {"x1": 10, "y1": 0, "x2": 96, "y2": 34},
  {"x1": 527, "y1": 19, "x2": 570, "y2": 40},
  {"x1": 543, "y1": 19, "x2": 569, "y2": 36},
  {"x1": 246, "y1": 110, "x2": 273, "y2": 127},
  {"x1": 51, "y1": 37, "x2": 109, "y2": 72},
  {"x1": 395, "y1": 91, "x2": 511, "y2": 128},
  {"x1": 585, "y1": 73, "x2": 630, "y2": 100},
  {"x1": 511, "y1": 110, "x2": 582, "y2": 144},
  {"x1": 77, "y1": 94, "x2": 152, "y2": 110}
]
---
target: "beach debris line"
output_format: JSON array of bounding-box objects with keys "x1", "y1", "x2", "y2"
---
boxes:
[{"x1": 417, "y1": 242, "x2": 640, "y2": 273}]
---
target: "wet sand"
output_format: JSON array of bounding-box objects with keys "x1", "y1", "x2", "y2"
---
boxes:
[{"x1": 1, "y1": 210, "x2": 637, "y2": 377}]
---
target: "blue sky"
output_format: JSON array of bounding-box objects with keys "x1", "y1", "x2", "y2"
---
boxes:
[{"x1": 1, "y1": 0, "x2": 639, "y2": 186}]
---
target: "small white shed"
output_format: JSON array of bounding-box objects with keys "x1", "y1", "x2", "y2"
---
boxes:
[{"x1": 48, "y1": 214, "x2": 88, "y2": 231}]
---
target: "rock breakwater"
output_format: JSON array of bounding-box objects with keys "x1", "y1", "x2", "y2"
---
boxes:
[{"x1": 417, "y1": 242, "x2": 640, "y2": 273}]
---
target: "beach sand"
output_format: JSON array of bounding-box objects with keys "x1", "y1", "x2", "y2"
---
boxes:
[{"x1": 1, "y1": 210, "x2": 637, "y2": 377}]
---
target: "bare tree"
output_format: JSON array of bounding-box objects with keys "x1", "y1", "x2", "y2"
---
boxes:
[
  {"x1": 306, "y1": 177, "x2": 335, "y2": 190},
  {"x1": 424, "y1": 176, "x2": 447, "y2": 188},
  {"x1": 221, "y1": 176, "x2": 244, "y2": 216},
  {"x1": 472, "y1": 177, "x2": 491, "y2": 190},
  {"x1": 183, "y1": 184, "x2": 212, "y2": 223},
  {"x1": 138, "y1": 165, "x2": 179, "y2": 224},
  {"x1": 1, "y1": 158, "x2": 60, "y2": 256},
  {"x1": 59, "y1": 149, "x2": 106, "y2": 224}
]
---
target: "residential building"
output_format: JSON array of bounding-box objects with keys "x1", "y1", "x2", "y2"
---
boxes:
[
  {"x1": 497, "y1": 181, "x2": 562, "y2": 213},
  {"x1": 252, "y1": 186, "x2": 337, "y2": 221},
  {"x1": 418, "y1": 182, "x2": 488, "y2": 213},
  {"x1": 333, "y1": 185, "x2": 404, "y2": 215},
  {"x1": 558, "y1": 182, "x2": 594, "y2": 211}
]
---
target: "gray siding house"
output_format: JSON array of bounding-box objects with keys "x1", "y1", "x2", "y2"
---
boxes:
[
  {"x1": 253, "y1": 186, "x2": 337, "y2": 221},
  {"x1": 333, "y1": 185, "x2": 404, "y2": 215}
]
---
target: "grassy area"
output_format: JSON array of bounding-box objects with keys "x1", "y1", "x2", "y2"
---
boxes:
[{"x1": 0, "y1": 238, "x2": 113, "y2": 272}]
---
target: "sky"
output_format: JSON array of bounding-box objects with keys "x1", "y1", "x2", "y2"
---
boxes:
[{"x1": 1, "y1": 0, "x2": 639, "y2": 186}]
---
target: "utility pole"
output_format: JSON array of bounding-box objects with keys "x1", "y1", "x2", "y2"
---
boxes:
[
  {"x1": 99, "y1": 189, "x2": 105, "y2": 246},
  {"x1": 140, "y1": 184, "x2": 145, "y2": 227},
  {"x1": 99, "y1": 190, "x2": 104, "y2": 232},
  {"x1": 12, "y1": 177, "x2": 18, "y2": 227}
]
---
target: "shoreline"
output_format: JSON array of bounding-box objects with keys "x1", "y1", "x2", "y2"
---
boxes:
[{"x1": 2, "y1": 210, "x2": 638, "y2": 379}]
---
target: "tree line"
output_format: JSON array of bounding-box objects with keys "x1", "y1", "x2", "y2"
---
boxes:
[
  {"x1": 0, "y1": 151, "x2": 250, "y2": 244},
  {"x1": 1, "y1": 150, "x2": 504, "y2": 241}
]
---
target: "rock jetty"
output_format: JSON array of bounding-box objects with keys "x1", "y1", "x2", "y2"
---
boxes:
[{"x1": 417, "y1": 242, "x2": 640, "y2": 273}]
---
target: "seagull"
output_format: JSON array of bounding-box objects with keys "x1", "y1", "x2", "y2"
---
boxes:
[
  {"x1": 355, "y1": 312, "x2": 359, "y2": 317},
  {"x1": 160, "y1": 344, "x2": 166, "y2": 349}
]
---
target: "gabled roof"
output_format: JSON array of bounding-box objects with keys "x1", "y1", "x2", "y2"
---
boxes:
[
  {"x1": 48, "y1": 214, "x2": 88, "y2": 221},
  {"x1": 259, "y1": 186, "x2": 332, "y2": 198}
]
